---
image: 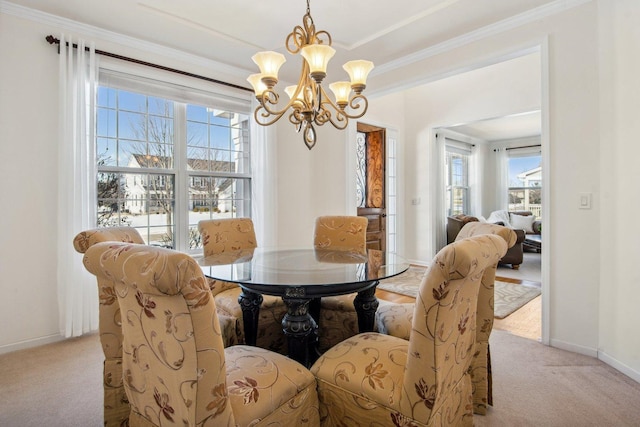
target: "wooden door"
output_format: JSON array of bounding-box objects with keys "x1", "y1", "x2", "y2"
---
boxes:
[{"x1": 356, "y1": 123, "x2": 386, "y2": 251}]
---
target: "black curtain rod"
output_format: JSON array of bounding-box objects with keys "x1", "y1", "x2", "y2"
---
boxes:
[
  {"x1": 494, "y1": 144, "x2": 541, "y2": 152},
  {"x1": 45, "y1": 35, "x2": 253, "y2": 93}
]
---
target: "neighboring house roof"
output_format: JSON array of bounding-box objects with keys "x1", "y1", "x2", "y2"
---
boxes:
[{"x1": 127, "y1": 154, "x2": 236, "y2": 194}]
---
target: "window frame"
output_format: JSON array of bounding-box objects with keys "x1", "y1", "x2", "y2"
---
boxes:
[
  {"x1": 445, "y1": 144, "x2": 471, "y2": 216},
  {"x1": 507, "y1": 150, "x2": 542, "y2": 218},
  {"x1": 95, "y1": 67, "x2": 253, "y2": 254}
]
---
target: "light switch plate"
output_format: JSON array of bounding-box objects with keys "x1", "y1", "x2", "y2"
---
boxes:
[{"x1": 579, "y1": 192, "x2": 592, "y2": 209}]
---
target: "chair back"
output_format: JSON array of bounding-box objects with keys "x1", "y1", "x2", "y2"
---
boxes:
[
  {"x1": 73, "y1": 226, "x2": 144, "y2": 427},
  {"x1": 83, "y1": 242, "x2": 235, "y2": 426},
  {"x1": 313, "y1": 215, "x2": 367, "y2": 253},
  {"x1": 455, "y1": 221, "x2": 517, "y2": 414},
  {"x1": 73, "y1": 226, "x2": 145, "y2": 253},
  {"x1": 400, "y1": 234, "x2": 507, "y2": 419},
  {"x1": 198, "y1": 218, "x2": 257, "y2": 258}
]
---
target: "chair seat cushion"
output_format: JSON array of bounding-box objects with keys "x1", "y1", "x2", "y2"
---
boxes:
[
  {"x1": 225, "y1": 345, "x2": 320, "y2": 426},
  {"x1": 311, "y1": 333, "x2": 410, "y2": 425},
  {"x1": 318, "y1": 294, "x2": 383, "y2": 352},
  {"x1": 215, "y1": 288, "x2": 288, "y2": 353},
  {"x1": 376, "y1": 301, "x2": 413, "y2": 340},
  {"x1": 317, "y1": 294, "x2": 359, "y2": 352},
  {"x1": 218, "y1": 313, "x2": 240, "y2": 347}
]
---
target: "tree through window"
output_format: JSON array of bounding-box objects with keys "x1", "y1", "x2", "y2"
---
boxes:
[{"x1": 95, "y1": 80, "x2": 251, "y2": 253}]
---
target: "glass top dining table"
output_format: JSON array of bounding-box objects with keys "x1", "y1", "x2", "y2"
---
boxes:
[{"x1": 196, "y1": 247, "x2": 409, "y2": 367}]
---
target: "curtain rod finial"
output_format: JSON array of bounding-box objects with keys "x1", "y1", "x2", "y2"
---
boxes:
[{"x1": 45, "y1": 35, "x2": 60, "y2": 45}]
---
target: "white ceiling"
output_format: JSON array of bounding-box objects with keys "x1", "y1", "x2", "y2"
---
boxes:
[
  {"x1": 446, "y1": 110, "x2": 541, "y2": 141},
  {"x1": 8, "y1": 0, "x2": 553, "y2": 138}
]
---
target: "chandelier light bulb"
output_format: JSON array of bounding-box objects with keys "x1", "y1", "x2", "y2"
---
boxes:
[
  {"x1": 285, "y1": 85, "x2": 304, "y2": 101},
  {"x1": 343, "y1": 60, "x2": 374, "y2": 94},
  {"x1": 247, "y1": 74, "x2": 268, "y2": 98},
  {"x1": 300, "y1": 44, "x2": 336, "y2": 83},
  {"x1": 251, "y1": 51, "x2": 286, "y2": 88},
  {"x1": 329, "y1": 81, "x2": 351, "y2": 108}
]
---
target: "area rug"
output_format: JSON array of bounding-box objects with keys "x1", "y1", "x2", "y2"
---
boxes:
[{"x1": 378, "y1": 266, "x2": 541, "y2": 319}]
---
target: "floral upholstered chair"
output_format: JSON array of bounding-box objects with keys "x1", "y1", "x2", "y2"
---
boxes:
[
  {"x1": 455, "y1": 222, "x2": 517, "y2": 415},
  {"x1": 376, "y1": 224, "x2": 516, "y2": 417},
  {"x1": 82, "y1": 242, "x2": 320, "y2": 427},
  {"x1": 312, "y1": 235, "x2": 508, "y2": 426},
  {"x1": 73, "y1": 226, "x2": 145, "y2": 427},
  {"x1": 198, "y1": 218, "x2": 288, "y2": 354},
  {"x1": 74, "y1": 226, "x2": 239, "y2": 427},
  {"x1": 312, "y1": 216, "x2": 369, "y2": 352}
]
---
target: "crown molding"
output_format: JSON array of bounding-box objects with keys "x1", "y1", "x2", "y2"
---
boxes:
[
  {"x1": 372, "y1": 0, "x2": 592, "y2": 77},
  {"x1": 0, "y1": 0, "x2": 253, "y2": 80}
]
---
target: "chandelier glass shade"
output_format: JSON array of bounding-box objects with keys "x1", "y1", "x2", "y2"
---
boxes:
[{"x1": 247, "y1": 0, "x2": 374, "y2": 150}]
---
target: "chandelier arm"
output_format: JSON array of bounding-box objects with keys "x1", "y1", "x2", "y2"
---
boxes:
[
  {"x1": 313, "y1": 87, "x2": 369, "y2": 129},
  {"x1": 316, "y1": 106, "x2": 348, "y2": 130},
  {"x1": 254, "y1": 105, "x2": 288, "y2": 127},
  {"x1": 286, "y1": 25, "x2": 308, "y2": 54},
  {"x1": 320, "y1": 86, "x2": 369, "y2": 119},
  {"x1": 255, "y1": 88, "x2": 303, "y2": 123},
  {"x1": 314, "y1": 30, "x2": 332, "y2": 46},
  {"x1": 344, "y1": 94, "x2": 369, "y2": 119}
]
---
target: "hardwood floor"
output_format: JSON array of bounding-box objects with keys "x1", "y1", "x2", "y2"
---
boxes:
[{"x1": 376, "y1": 275, "x2": 542, "y2": 341}]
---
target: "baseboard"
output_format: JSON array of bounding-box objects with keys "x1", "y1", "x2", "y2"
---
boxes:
[
  {"x1": 407, "y1": 259, "x2": 429, "y2": 267},
  {"x1": 0, "y1": 334, "x2": 64, "y2": 356},
  {"x1": 549, "y1": 338, "x2": 598, "y2": 358},
  {"x1": 598, "y1": 350, "x2": 640, "y2": 384}
]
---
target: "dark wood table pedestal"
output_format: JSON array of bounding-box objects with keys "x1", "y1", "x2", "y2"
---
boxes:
[{"x1": 239, "y1": 281, "x2": 380, "y2": 368}]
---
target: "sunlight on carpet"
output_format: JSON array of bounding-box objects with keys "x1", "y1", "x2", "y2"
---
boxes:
[{"x1": 378, "y1": 266, "x2": 541, "y2": 319}]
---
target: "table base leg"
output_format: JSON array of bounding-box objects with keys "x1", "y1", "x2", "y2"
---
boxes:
[
  {"x1": 238, "y1": 290, "x2": 262, "y2": 347},
  {"x1": 281, "y1": 296, "x2": 318, "y2": 368},
  {"x1": 354, "y1": 281, "x2": 379, "y2": 333}
]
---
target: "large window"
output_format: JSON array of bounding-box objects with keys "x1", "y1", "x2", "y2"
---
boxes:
[
  {"x1": 508, "y1": 153, "x2": 541, "y2": 219},
  {"x1": 95, "y1": 75, "x2": 251, "y2": 253},
  {"x1": 445, "y1": 144, "x2": 471, "y2": 216}
]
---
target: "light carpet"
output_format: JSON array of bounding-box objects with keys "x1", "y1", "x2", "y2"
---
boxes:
[
  {"x1": 4, "y1": 329, "x2": 640, "y2": 426},
  {"x1": 379, "y1": 266, "x2": 541, "y2": 318}
]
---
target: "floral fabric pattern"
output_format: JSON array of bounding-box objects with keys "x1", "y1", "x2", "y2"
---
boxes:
[
  {"x1": 313, "y1": 216, "x2": 370, "y2": 351},
  {"x1": 313, "y1": 216, "x2": 368, "y2": 253},
  {"x1": 198, "y1": 218, "x2": 288, "y2": 354},
  {"x1": 311, "y1": 235, "x2": 508, "y2": 426},
  {"x1": 73, "y1": 227, "x2": 146, "y2": 427},
  {"x1": 455, "y1": 222, "x2": 517, "y2": 415},
  {"x1": 74, "y1": 227, "x2": 240, "y2": 427},
  {"x1": 83, "y1": 242, "x2": 320, "y2": 426}
]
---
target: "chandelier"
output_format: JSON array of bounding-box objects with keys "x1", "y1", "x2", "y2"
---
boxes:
[{"x1": 247, "y1": 0, "x2": 374, "y2": 150}]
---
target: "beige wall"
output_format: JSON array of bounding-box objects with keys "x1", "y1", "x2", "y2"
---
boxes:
[
  {"x1": 597, "y1": 0, "x2": 640, "y2": 378},
  {"x1": 0, "y1": 13, "x2": 61, "y2": 349}
]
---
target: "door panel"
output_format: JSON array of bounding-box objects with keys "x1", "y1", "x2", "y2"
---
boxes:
[{"x1": 357, "y1": 123, "x2": 386, "y2": 252}]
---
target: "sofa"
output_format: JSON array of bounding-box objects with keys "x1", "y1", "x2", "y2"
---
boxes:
[{"x1": 447, "y1": 211, "x2": 540, "y2": 269}]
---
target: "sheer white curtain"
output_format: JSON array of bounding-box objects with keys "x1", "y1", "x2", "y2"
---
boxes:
[
  {"x1": 250, "y1": 98, "x2": 278, "y2": 247},
  {"x1": 494, "y1": 147, "x2": 509, "y2": 210},
  {"x1": 57, "y1": 35, "x2": 99, "y2": 337},
  {"x1": 433, "y1": 132, "x2": 447, "y2": 253},
  {"x1": 469, "y1": 143, "x2": 483, "y2": 216}
]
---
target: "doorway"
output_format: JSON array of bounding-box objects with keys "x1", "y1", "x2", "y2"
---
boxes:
[
  {"x1": 440, "y1": 116, "x2": 543, "y2": 342},
  {"x1": 356, "y1": 122, "x2": 386, "y2": 251}
]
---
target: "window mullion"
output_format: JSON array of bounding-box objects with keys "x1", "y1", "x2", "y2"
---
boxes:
[{"x1": 174, "y1": 102, "x2": 188, "y2": 252}]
